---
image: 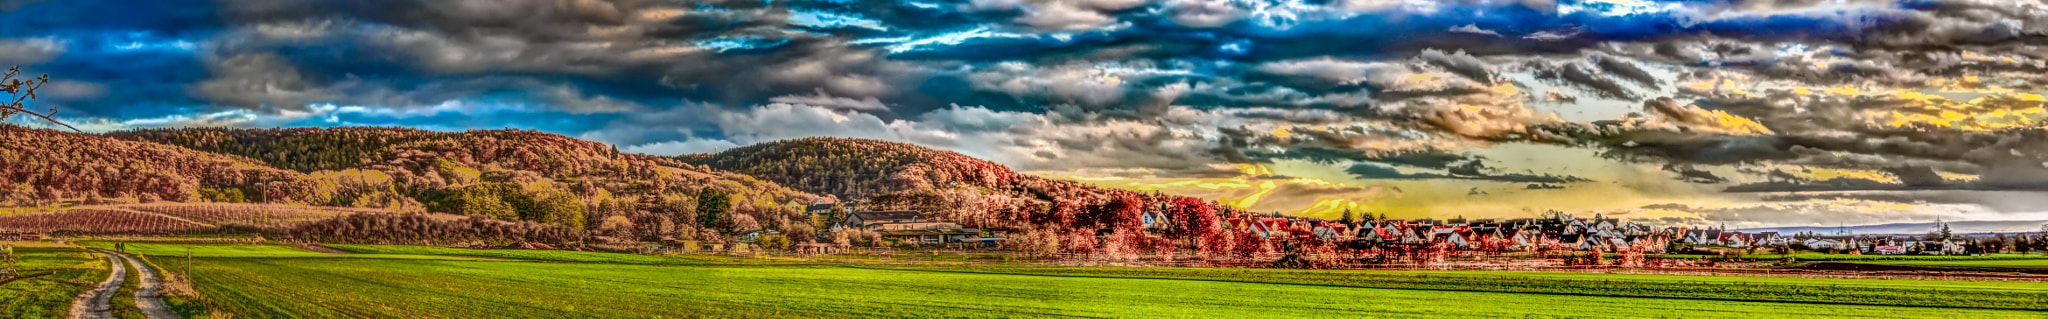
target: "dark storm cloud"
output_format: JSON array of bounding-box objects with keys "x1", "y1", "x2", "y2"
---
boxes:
[
  {"x1": 1661, "y1": 164, "x2": 1728, "y2": 184},
  {"x1": 1536, "y1": 62, "x2": 1637, "y2": 99},
  {"x1": 1418, "y1": 49, "x2": 1495, "y2": 85}
]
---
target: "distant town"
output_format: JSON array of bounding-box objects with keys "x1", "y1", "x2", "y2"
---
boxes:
[{"x1": 799, "y1": 198, "x2": 2044, "y2": 258}]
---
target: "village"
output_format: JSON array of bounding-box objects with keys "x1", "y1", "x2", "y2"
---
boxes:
[{"x1": 784, "y1": 198, "x2": 2037, "y2": 258}]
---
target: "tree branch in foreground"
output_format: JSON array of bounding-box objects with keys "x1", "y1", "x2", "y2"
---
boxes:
[{"x1": 2, "y1": 66, "x2": 79, "y2": 132}]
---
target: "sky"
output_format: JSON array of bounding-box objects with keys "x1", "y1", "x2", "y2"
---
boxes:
[{"x1": 4, "y1": 0, "x2": 2048, "y2": 230}]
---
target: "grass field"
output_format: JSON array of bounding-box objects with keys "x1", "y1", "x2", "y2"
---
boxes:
[
  {"x1": 1657, "y1": 253, "x2": 2048, "y2": 261},
  {"x1": 0, "y1": 245, "x2": 108, "y2": 318},
  {"x1": 98, "y1": 242, "x2": 2048, "y2": 318},
  {"x1": 861, "y1": 264, "x2": 2048, "y2": 310},
  {"x1": 1836, "y1": 259, "x2": 2048, "y2": 270}
]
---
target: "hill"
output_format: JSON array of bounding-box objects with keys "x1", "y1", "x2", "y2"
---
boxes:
[
  {"x1": 0, "y1": 125, "x2": 301, "y2": 207},
  {"x1": 685, "y1": 137, "x2": 1023, "y2": 199},
  {"x1": 8, "y1": 127, "x2": 1270, "y2": 258},
  {"x1": 689, "y1": 138, "x2": 1268, "y2": 257},
  {"x1": 8, "y1": 126, "x2": 822, "y2": 244}
]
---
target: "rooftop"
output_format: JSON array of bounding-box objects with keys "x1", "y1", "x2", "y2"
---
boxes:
[{"x1": 851, "y1": 211, "x2": 922, "y2": 221}]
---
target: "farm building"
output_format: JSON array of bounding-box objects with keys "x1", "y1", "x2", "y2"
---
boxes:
[
  {"x1": 879, "y1": 227, "x2": 986, "y2": 244},
  {"x1": 794, "y1": 243, "x2": 841, "y2": 254},
  {"x1": 845, "y1": 211, "x2": 922, "y2": 228}
]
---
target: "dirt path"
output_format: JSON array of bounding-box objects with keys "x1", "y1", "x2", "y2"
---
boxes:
[
  {"x1": 114, "y1": 252, "x2": 183, "y2": 319},
  {"x1": 67, "y1": 253, "x2": 125, "y2": 319}
]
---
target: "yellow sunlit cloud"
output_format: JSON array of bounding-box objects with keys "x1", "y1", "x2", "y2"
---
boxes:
[{"x1": 1800, "y1": 168, "x2": 1900, "y2": 184}]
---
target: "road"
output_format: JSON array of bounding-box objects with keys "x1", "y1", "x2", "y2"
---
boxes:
[
  {"x1": 115, "y1": 252, "x2": 183, "y2": 319},
  {"x1": 66, "y1": 253, "x2": 124, "y2": 319}
]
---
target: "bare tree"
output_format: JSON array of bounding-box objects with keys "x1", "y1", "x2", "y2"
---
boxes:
[{"x1": 2, "y1": 66, "x2": 77, "y2": 131}]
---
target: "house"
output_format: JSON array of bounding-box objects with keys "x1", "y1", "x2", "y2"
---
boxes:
[
  {"x1": 1252, "y1": 218, "x2": 1293, "y2": 238},
  {"x1": 1372, "y1": 224, "x2": 1399, "y2": 241},
  {"x1": 1572, "y1": 235, "x2": 1599, "y2": 251},
  {"x1": 1754, "y1": 232, "x2": 1786, "y2": 246},
  {"x1": 1937, "y1": 239, "x2": 1968, "y2": 255},
  {"x1": 844, "y1": 211, "x2": 922, "y2": 228},
  {"x1": 1804, "y1": 238, "x2": 1846, "y2": 250},
  {"x1": 1141, "y1": 211, "x2": 1170, "y2": 230},
  {"x1": 1717, "y1": 232, "x2": 1751, "y2": 248},
  {"x1": 738, "y1": 229, "x2": 782, "y2": 243},
  {"x1": 1312, "y1": 223, "x2": 1347, "y2": 242},
  {"x1": 805, "y1": 203, "x2": 837, "y2": 216},
  {"x1": 1439, "y1": 230, "x2": 1473, "y2": 248},
  {"x1": 1873, "y1": 245, "x2": 1906, "y2": 255},
  {"x1": 1684, "y1": 229, "x2": 1724, "y2": 246},
  {"x1": 1508, "y1": 231, "x2": 1537, "y2": 250}
]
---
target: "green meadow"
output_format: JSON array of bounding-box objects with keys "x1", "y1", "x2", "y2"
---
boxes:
[
  {"x1": 0, "y1": 245, "x2": 108, "y2": 318},
  {"x1": 1837, "y1": 259, "x2": 2048, "y2": 270},
  {"x1": 79, "y1": 242, "x2": 2047, "y2": 318}
]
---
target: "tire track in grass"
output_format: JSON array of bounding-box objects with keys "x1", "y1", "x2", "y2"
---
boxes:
[{"x1": 67, "y1": 253, "x2": 126, "y2": 319}]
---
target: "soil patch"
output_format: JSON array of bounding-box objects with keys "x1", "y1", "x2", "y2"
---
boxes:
[{"x1": 295, "y1": 244, "x2": 355, "y2": 254}]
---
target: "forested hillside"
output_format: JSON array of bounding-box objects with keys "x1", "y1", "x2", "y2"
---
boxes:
[
  {"x1": 0, "y1": 125, "x2": 301, "y2": 206},
  {"x1": 687, "y1": 137, "x2": 1022, "y2": 199},
  {"x1": 690, "y1": 138, "x2": 1272, "y2": 260},
  {"x1": 8, "y1": 125, "x2": 821, "y2": 245}
]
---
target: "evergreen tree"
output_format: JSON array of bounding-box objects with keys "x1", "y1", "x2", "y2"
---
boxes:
[
  {"x1": 1939, "y1": 223, "x2": 1953, "y2": 241},
  {"x1": 1340, "y1": 209, "x2": 1356, "y2": 227},
  {"x1": 697, "y1": 187, "x2": 731, "y2": 232}
]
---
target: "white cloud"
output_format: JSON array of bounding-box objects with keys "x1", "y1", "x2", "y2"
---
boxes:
[
  {"x1": 0, "y1": 37, "x2": 66, "y2": 65},
  {"x1": 768, "y1": 89, "x2": 890, "y2": 111},
  {"x1": 621, "y1": 138, "x2": 742, "y2": 155},
  {"x1": 1166, "y1": 0, "x2": 1244, "y2": 28}
]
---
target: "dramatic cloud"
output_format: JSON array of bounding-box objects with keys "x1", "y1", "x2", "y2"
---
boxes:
[{"x1": 8, "y1": 0, "x2": 2047, "y2": 224}]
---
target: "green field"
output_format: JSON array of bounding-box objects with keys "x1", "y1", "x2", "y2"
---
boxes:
[
  {"x1": 862, "y1": 264, "x2": 2048, "y2": 310},
  {"x1": 0, "y1": 245, "x2": 109, "y2": 318},
  {"x1": 1658, "y1": 253, "x2": 2048, "y2": 261},
  {"x1": 91, "y1": 242, "x2": 2048, "y2": 318},
  {"x1": 1837, "y1": 259, "x2": 2048, "y2": 270}
]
